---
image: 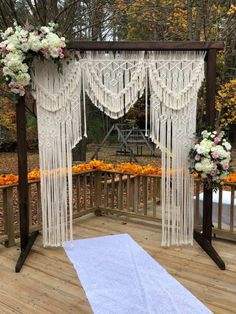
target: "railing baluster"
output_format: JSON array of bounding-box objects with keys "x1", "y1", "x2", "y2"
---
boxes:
[
  {"x1": 126, "y1": 175, "x2": 130, "y2": 211},
  {"x1": 36, "y1": 182, "x2": 41, "y2": 229},
  {"x1": 118, "y1": 174, "x2": 123, "y2": 211},
  {"x1": 84, "y1": 175, "x2": 87, "y2": 212},
  {"x1": 230, "y1": 185, "x2": 235, "y2": 232},
  {"x1": 111, "y1": 173, "x2": 115, "y2": 209},
  {"x1": 152, "y1": 177, "x2": 157, "y2": 217},
  {"x1": 76, "y1": 175, "x2": 81, "y2": 213},
  {"x1": 133, "y1": 176, "x2": 138, "y2": 213},
  {"x1": 104, "y1": 173, "x2": 108, "y2": 209},
  {"x1": 218, "y1": 186, "x2": 222, "y2": 230},
  {"x1": 194, "y1": 180, "x2": 200, "y2": 227},
  {"x1": 90, "y1": 173, "x2": 93, "y2": 209},
  {"x1": 95, "y1": 172, "x2": 102, "y2": 210},
  {"x1": 143, "y1": 176, "x2": 148, "y2": 215},
  {"x1": 3, "y1": 187, "x2": 15, "y2": 247},
  {"x1": 28, "y1": 184, "x2": 32, "y2": 230}
]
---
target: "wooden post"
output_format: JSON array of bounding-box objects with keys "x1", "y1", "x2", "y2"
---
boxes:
[
  {"x1": 15, "y1": 95, "x2": 38, "y2": 272},
  {"x1": 194, "y1": 49, "x2": 225, "y2": 270},
  {"x1": 203, "y1": 49, "x2": 216, "y2": 241},
  {"x1": 16, "y1": 96, "x2": 29, "y2": 251}
]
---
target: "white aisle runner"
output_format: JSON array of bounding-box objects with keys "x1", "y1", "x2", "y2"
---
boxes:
[{"x1": 64, "y1": 234, "x2": 212, "y2": 314}]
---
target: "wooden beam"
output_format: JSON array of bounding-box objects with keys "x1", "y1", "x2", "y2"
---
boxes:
[
  {"x1": 16, "y1": 95, "x2": 29, "y2": 251},
  {"x1": 15, "y1": 95, "x2": 38, "y2": 272},
  {"x1": 203, "y1": 48, "x2": 217, "y2": 240},
  {"x1": 68, "y1": 41, "x2": 224, "y2": 51},
  {"x1": 206, "y1": 49, "x2": 217, "y2": 126},
  {"x1": 194, "y1": 48, "x2": 225, "y2": 270}
]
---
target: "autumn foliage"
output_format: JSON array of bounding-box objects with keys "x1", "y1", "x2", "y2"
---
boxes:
[{"x1": 216, "y1": 79, "x2": 236, "y2": 126}]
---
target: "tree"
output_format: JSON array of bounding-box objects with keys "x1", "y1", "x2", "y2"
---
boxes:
[{"x1": 216, "y1": 79, "x2": 236, "y2": 126}]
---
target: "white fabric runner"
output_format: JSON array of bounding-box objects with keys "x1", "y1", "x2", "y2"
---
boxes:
[{"x1": 64, "y1": 234, "x2": 212, "y2": 314}]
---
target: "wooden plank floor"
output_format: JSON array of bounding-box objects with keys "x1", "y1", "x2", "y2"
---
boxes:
[{"x1": 1, "y1": 214, "x2": 236, "y2": 314}]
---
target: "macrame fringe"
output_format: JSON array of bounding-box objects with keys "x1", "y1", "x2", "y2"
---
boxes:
[
  {"x1": 32, "y1": 59, "x2": 82, "y2": 247},
  {"x1": 149, "y1": 51, "x2": 205, "y2": 245},
  {"x1": 32, "y1": 51, "x2": 205, "y2": 248},
  {"x1": 81, "y1": 51, "x2": 145, "y2": 118}
]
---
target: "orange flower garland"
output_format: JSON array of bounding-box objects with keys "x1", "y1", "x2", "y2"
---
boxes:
[
  {"x1": 0, "y1": 160, "x2": 235, "y2": 186},
  {"x1": 223, "y1": 172, "x2": 236, "y2": 183},
  {"x1": 0, "y1": 174, "x2": 18, "y2": 186}
]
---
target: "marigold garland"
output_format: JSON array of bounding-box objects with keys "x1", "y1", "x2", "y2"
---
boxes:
[{"x1": 0, "y1": 160, "x2": 235, "y2": 186}]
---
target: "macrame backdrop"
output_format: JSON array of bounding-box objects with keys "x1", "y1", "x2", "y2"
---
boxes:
[
  {"x1": 148, "y1": 51, "x2": 205, "y2": 245},
  {"x1": 32, "y1": 51, "x2": 205, "y2": 247},
  {"x1": 32, "y1": 58, "x2": 83, "y2": 246}
]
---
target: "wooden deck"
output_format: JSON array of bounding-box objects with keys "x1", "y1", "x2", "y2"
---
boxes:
[{"x1": 0, "y1": 214, "x2": 236, "y2": 314}]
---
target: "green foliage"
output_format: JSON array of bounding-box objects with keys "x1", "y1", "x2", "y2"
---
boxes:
[{"x1": 87, "y1": 110, "x2": 106, "y2": 144}]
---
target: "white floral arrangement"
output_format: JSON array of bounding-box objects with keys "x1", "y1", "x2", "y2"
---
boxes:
[
  {"x1": 189, "y1": 129, "x2": 233, "y2": 189},
  {"x1": 0, "y1": 22, "x2": 67, "y2": 96}
]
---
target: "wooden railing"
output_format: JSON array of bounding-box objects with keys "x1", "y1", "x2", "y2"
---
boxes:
[
  {"x1": 0, "y1": 170, "x2": 235, "y2": 246},
  {"x1": 0, "y1": 171, "x2": 97, "y2": 247},
  {"x1": 194, "y1": 179, "x2": 236, "y2": 241},
  {"x1": 96, "y1": 171, "x2": 162, "y2": 222}
]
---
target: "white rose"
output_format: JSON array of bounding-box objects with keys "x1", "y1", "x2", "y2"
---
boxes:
[
  {"x1": 19, "y1": 29, "x2": 28, "y2": 38},
  {"x1": 46, "y1": 33, "x2": 61, "y2": 48},
  {"x1": 28, "y1": 33, "x2": 42, "y2": 52},
  {"x1": 3, "y1": 52, "x2": 24, "y2": 71},
  {"x1": 19, "y1": 63, "x2": 29, "y2": 73},
  {"x1": 16, "y1": 72, "x2": 31, "y2": 86},
  {"x1": 195, "y1": 162, "x2": 203, "y2": 172},
  {"x1": 200, "y1": 158, "x2": 214, "y2": 173},
  {"x1": 20, "y1": 42, "x2": 30, "y2": 52},
  {"x1": 211, "y1": 145, "x2": 229, "y2": 159},
  {"x1": 201, "y1": 130, "x2": 209, "y2": 139},
  {"x1": 49, "y1": 47, "x2": 58, "y2": 58},
  {"x1": 40, "y1": 26, "x2": 50, "y2": 34},
  {"x1": 60, "y1": 37, "x2": 66, "y2": 48},
  {"x1": 7, "y1": 42, "x2": 17, "y2": 52},
  {"x1": 3, "y1": 66, "x2": 15, "y2": 78},
  {"x1": 222, "y1": 141, "x2": 231, "y2": 151},
  {"x1": 4, "y1": 27, "x2": 14, "y2": 37},
  {"x1": 41, "y1": 38, "x2": 49, "y2": 49},
  {"x1": 198, "y1": 139, "x2": 213, "y2": 156}
]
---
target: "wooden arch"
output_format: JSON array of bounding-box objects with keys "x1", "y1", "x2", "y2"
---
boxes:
[{"x1": 15, "y1": 41, "x2": 224, "y2": 272}]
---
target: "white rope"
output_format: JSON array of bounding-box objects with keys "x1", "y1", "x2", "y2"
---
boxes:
[
  {"x1": 80, "y1": 51, "x2": 146, "y2": 118},
  {"x1": 32, "y1": 58, "x2": 82, "y2": 247},
  {"x1": 149, "y1": 51, "x2": 206, "y2": 246},
  {"x1": 32, "y1": 51, "x2": 205, "y2": 248}
]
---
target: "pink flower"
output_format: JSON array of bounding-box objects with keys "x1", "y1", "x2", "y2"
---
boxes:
[
  {"x1": 56, "y1": 47, "x2": 64, "y2": 58},
  {"x1": 8, "y1": 82, "x2": 25, "y2": 96},
  {"x1": 8, "y1": 82, "x2": 18, "y2": 88},
  {"x1": 0, "y1": 42, "x2": 8, "y2": 55},
  {"x1": 41, "y1": 48, "x2": 50, "y2": 59},
  {"x1": 1, "y1": 46, "x2": 8, "y2": 55},
  {"x1": 195, "y1": 154, "x2": 201, "y2": 161},
  {"x1": 210, "y1": 170, "x2": 217, "y2": 177},
  {"x1": 0, "y1": 42, "x2": 6, "y2": 48},
  {"x1": 222, "y1": 163, "x2": 229, "y2": 170},
  {"x1": 211, "y1": 151, "x2": 219, "y2": 159},
  {"x1": 24, "y1": 22, "x2": 31, "y2": 32},
  {"x1": 214, "y1": 137, "x2": 220, "y2": 144},
  {"x1": 19, "y1": 87, "x2": 25, "y2": 96}
]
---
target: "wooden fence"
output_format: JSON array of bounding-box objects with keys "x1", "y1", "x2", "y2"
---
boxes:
[{"x1": 0, "y1": 170, "x2": 235, "y2": 246}]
